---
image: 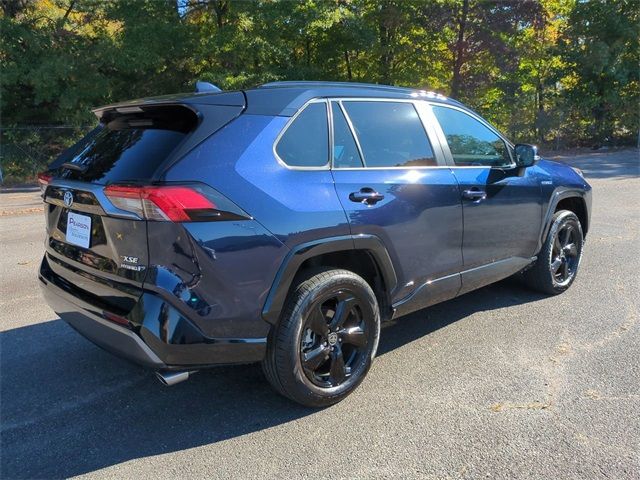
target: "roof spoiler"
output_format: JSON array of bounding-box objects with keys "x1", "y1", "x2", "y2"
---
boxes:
[{"x1": 195, "y1": 81, "x2": 221, "y2": 93}]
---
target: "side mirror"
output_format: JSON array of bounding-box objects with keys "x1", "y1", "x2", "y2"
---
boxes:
[{"x1": 514, "y1": 144, "x2": 540, "y2": 168}]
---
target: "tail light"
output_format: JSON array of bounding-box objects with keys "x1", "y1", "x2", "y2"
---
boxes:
[
  {"x1": 37, "y1": 172, "x2": 52, "y2": 194},
  {"x1": 103, "y1": 183, "x2": 250, "y2": 222}
]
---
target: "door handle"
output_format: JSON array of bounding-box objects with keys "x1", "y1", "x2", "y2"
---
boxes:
[
  {"x1": 462, "y1": 189, "x2": 487, "y2": 202},
  {"x1": 349, "y1": 188, "x2": 384, "y2": 205}
]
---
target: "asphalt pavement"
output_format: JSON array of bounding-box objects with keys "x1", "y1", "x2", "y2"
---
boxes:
[{"x1": 1, "y1": 149, "x2": 638, "y2": 479}]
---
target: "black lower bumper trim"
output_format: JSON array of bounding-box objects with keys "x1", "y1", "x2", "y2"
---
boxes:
[{"x1": 40, "y1": 274, "x2": 165, "y2": 369}]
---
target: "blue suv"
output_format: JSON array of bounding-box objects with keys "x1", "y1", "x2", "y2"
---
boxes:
[{"x1": 38, "y1": 81, "x2": 592, "y2": 407}]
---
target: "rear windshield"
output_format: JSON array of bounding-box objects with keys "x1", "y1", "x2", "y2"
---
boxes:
[{"x1": 53, "y1": 106, "x2": 197, "y2": 184}]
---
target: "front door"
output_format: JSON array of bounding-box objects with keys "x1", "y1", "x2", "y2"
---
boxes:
[
  {"x1": 330, "y1": 100, "x2": 463, "y2": 311},
  {"x1": 430, "y1": 104, "x2": 543, "y2": 294}
]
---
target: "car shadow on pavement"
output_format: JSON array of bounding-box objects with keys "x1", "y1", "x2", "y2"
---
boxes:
[
  {"x1": 0, "y1": 279, "x2": 546, "y2": 479},
  {"x1": 378, "y1": 279, "x2": 547, "y2": 356}
]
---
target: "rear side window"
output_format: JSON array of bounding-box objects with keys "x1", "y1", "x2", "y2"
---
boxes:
[
  {"x1": 432, "y1": 106, "x2": 511, "y2": 167},
  {"x1": 55, "y1": 106, "x2": 198, "y2": 184},
  {"x1": 331, "y1": 102, "x2": 363, "y2": 168},
  {"x1": 341, "y1": 101, "x2": 436, "y2": 168},
  {"x1": 276, "y1": 102, "x2": 329, "y2": 167}
]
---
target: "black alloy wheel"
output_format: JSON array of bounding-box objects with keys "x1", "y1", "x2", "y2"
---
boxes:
[
  {"x1": 551, "y1": 221, "x2": 580, "y2": 285},
  {"x1": 262, "y1": 268, "x2": 380, "y2": 407},
  {"x1": 300, "y1": 290, "x2": 369, "y2": 388},
  {"x1": 522, "y1": 209, "x2": 584, "y2": 295}
]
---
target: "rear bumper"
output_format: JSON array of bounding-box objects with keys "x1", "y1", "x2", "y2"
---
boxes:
[
  {"x1": 39, "y1": 256, "x2": 267, "y2": 369},
  {"x1": 39, "y1": 269, "x2": 165, "y2": 369}
]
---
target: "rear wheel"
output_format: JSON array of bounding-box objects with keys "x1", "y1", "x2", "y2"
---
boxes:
[
  {"x1": 522, "y1": 210, "x2": 584, "y2": 294},
  {"x1": 262, "y1": 268, "x2": 380, "y2": 407}
]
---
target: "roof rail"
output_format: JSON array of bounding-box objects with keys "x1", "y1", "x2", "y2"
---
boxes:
[
  {"x1": 195, "y1": 81, "x2": 221, "y2": 93},
  {"x1": 259, "y1": 80, "x2": 415, "y2": 93},
  {"x1": 259, "y1": 81, "x2": 450, "y2": 100}
]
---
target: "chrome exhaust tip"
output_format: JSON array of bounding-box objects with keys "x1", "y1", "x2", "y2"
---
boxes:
[{"x1": 155, "y1": 370, "x2": 195, "y2": 386}]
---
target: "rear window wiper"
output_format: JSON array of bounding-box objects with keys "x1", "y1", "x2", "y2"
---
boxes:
[{"x1": 61, "y1": 162, "x2": 89, "y2": 173}]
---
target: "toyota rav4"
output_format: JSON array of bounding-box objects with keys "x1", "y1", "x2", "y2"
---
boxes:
[{"x1": 38, "y1": 81, "x2": 592, "y2": 407}]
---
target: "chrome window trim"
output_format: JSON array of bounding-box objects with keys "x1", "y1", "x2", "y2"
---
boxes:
[
  {"x1": 327, "y1": 100, "x2": 336, "y2": 166},
  {"x1": 272, "y1": 96, "x2": 510, "y2": 172},
  {"x1": 426, "y1": 102, "x2": 516, "y2": 169},
  {"x1": 272, "y1": 98, "x2": 331, "y2": 171},
  {"x1": 331, "y1": 164, "x2": 489, "y2": 170},
  {"x1": 331, "y1": 165, "x2": 457, "y2": 171},
  {"x1": 331, "y1": 100, "x2": 367, "y2": 168}
]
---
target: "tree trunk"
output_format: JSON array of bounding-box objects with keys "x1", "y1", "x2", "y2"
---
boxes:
[
  {"x1": 534, "y1": 7, "x2": 546, "y2": 144},
  {"x1": 344, "y1": 50, "x2": 353, "y2": 81},
  {"x1": 592, "y1": 83, "x2": 611, "y2": 145},
  {"x1": 213, "y1": 0, "x2": 229, "y2": 29},
  {"x1": 450, "y1": 0, "x2": 469, "y2": 98},
  {"x1": 536, "y1": 81, "x2": 545, "y2": 143},
  {"x1": 378, "y1": 1, "x2": 394, "y2": 84},
  {"x1": 61, "y1": 0, "x2": 76, "y2": 23}
]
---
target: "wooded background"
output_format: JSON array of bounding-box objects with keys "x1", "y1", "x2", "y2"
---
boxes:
[{"x1": 1, "y1": 0, "x2": 638, "y2": 182}]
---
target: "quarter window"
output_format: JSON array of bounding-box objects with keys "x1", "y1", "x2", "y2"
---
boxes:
[
  {"x1": 341, "y1": 101, "x2": 436, "y2": 168},
  {"x1": 432, "y1": 106, "x2": 511, "y2": 167},
  {"x1": 276, "y1": 102, "x2": 329, "y2": 167}
]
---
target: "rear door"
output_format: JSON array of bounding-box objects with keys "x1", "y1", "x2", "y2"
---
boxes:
[
  {"x1": 41, "y1": 104, "x2": 208, "y2": 314},
  {"x1": 430, "y1": 104, "x2": 543, "y2": 294},
  {"x1": 330, "y1": 100, "x2": 463, "y2": 310}
]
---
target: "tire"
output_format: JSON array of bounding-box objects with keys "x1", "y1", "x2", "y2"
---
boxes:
[
  {"x1": 522, "y1": 210, "x2": 584, "y2": 295},
  {"x1": 262, "y1": 268, "x2": 381, "y2": 407}
]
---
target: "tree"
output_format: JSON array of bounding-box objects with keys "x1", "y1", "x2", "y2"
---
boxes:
[
  {"x1": 1, "y1": 0, "x2": 639, "y2": 184},
  {"x1": 561, "y1": 0, "x2": 640, "y2": 145}
]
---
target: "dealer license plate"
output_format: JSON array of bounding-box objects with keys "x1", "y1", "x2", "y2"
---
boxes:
[{"x1": 66, "y1": 211, "x2": 92, "y2": 248}]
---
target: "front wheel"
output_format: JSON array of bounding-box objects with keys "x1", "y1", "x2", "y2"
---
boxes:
[
  {"x1": 522, "y1": 210, "x2": 584, "y2": 295},
  {"x1": 262, "y1": 268, "x2": 380, "y2": 407}
]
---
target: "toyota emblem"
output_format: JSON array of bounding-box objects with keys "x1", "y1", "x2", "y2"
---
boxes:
[{"x1": 63, "y1": 191, "x2": 74, "y2": 208}]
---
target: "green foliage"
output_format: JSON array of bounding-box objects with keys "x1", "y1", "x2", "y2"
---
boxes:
[
  {"x1": 1, "y1": 0, "x2": 638, "y2": 182},
  {"x1": 561, "y1": 0, "x2": 639, "y2": 145},
  {"x1": 0, "y1": 126, "x2": 91, "y2": 181}
]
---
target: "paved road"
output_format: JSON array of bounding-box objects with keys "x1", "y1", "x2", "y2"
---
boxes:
[{"x1": 1, "y1": 149, "x2": 638, "y2": 479}]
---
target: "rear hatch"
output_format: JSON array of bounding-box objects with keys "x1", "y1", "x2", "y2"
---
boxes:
[{"x1": 41, "y1": 97, "x2": 244, "y2": 315}]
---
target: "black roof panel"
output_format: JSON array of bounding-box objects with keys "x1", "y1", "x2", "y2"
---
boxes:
[
  {"x1": 245, "y1": 81, "x2": 462, "y2": 116},
  {"x1": 93, "y1": 81, "x2": 463, "y2": 119}
]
